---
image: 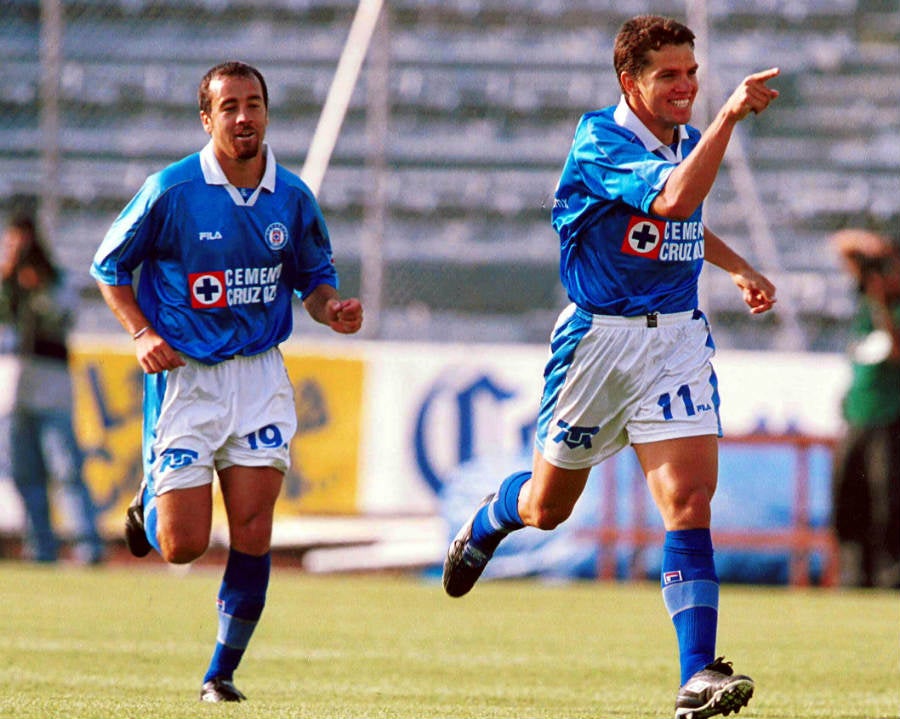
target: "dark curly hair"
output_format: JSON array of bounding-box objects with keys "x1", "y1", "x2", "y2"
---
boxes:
[
  {"x1": 5, "y1": 214, "x2": 58, "y2": 284},
  {"x1": 613, "y1": 15, "x2": 695, "y2": 91}
]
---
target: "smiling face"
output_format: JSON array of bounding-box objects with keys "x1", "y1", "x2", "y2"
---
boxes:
[
  {"x1": 200, "y1": 72, "x2": 268, "y2": 172},
  {"x1": 621, "y1": 42, "x2": 698, "y2": 144}
]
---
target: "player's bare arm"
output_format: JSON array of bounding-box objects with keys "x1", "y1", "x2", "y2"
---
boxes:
[
  {"x1": 704, "y1": 227, "x2": 777, "y2": 314},
  {"x1": 651, "y1": 67, "x2": 779, "y2": 220},
  {"x1": 95, "y1": 281, "x2": 187, "y2": 373},
  {"x1": 724, "y1": 67, "x2": 781, "y2": 121},
  {"x1": 302, "y1": 283, "x2": 363, "y2": 334}
]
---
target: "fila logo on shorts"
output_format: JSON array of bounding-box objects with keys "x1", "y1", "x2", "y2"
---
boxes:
[
  {"x1": 621, "y1": 216, "x2": 665, "y2": 259},
  {"x1": 189, "y1": 271, "x2": 227, "y2": 308}
]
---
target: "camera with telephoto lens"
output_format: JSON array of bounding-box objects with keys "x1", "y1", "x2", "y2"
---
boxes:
[
  {"x1": 852, "y1": 252, "x2": 889, "y2": 277},
  {"x1": 849, "y1": 252, "x2": 891, "y2": 293}
]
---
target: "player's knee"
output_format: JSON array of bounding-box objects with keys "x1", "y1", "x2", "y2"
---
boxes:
[
  {"x1": 228, "y1": 510, "x2": 276, "y2": 555},
  {"x1": 525, "y1": 501, "x2": 573, "y2": 530},
  {"x1": 158, "y1": 533, "x2": 208, "y2": 564},
  {"x1": 662, "y1": 487, "x2": 712, "y2": 528}
]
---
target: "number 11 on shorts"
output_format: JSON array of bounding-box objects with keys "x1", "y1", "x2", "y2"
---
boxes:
[{"x1": 657, "y1": 384, "x2": 696, "y2": 421}]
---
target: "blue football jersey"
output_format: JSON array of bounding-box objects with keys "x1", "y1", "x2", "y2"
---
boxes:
[
  {"x1": 552, "y1": 97, "x2": 705, "y2": 316},
  {"x1": 91, "y1": 143, "x2": 338, "y2": 364}
]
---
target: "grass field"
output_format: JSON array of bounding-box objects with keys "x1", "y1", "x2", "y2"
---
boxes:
[{"x1": 0, "y1": 560, "x2": 897, "y2": 719}]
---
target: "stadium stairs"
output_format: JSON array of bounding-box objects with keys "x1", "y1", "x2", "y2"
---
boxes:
[{"x1": 0, "y1": 0, "x2": 897, "y2": 351}]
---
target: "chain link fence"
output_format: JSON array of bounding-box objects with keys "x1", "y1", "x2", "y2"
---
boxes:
[{"x1": 2, "y1": 0, "x2": 898, "y2": 349}]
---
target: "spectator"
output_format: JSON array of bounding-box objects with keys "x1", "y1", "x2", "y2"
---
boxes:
[
  {"x1": 0, "y1": 214, "x2": 104, "y2": 564},
  {"x1": 831, "y1": 228, "x2": 900, "y2": 588}
]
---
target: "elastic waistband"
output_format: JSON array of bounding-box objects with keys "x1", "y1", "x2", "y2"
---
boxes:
[
  {"x1": 575, "y1": 307, "x2": 702, "y2": 328},
  {"x1": 181, "y1": 345, "x2": 281, "y2": 366}
]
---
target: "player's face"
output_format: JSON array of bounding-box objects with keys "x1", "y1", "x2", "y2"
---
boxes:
[
  {"x1": 200, "y1": 74, "x2": 268, "y2": 163},
  {"x1": 622, "y1": 43, "x2": 698, "y2": 144}
]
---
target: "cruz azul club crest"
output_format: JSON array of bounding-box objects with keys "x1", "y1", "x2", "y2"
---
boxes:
[
  {"x1": 265, "y1": 222, "x2": 289, "y2": 251},
  {"x1": 189, "y1": 271, "x2": 227, "y2": 308},
  {"x1": 621, "y1": 216, "x2": 665, "y2": 259}
]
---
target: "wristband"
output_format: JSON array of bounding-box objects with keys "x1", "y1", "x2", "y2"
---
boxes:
[{"x1": 132, "y1": 326, "x2": 151, "y2": 340}]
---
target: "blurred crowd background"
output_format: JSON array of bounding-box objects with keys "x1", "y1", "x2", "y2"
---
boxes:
[{"x1": 2, "y1": 0, "x2": 899, "y2": 352}]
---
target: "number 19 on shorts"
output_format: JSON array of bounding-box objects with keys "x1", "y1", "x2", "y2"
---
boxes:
[{"x1": 246, "y1": 424, "x2": 285, "y2": 449}]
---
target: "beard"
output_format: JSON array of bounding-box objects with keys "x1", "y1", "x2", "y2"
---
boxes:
[{"x1": 233, "y1": 136, "x2": 261, "y2": 160}]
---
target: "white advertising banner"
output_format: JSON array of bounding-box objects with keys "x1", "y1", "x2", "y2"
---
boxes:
[
  {"x1": 359, "y1": 341, "x2": 549, "y2": 514},
  {"x1": 0, "y1": 340, "x2": 850, "y2": 526},
  {"x1": 357, "y1": 343, "x2": 849, "y2": 514}
]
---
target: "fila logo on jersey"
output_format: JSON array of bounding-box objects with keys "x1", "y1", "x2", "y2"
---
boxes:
[
  {"x1": 199, "y1": 231, "x2": 222, "y2": 241},
  {"x1": 663, "y1": 570, "x2": 683, "y2": 584}
]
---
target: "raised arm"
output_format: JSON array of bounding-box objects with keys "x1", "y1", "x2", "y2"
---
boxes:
[{"x1": 651, "y1": 68, "x2": 780, "y2": 220}]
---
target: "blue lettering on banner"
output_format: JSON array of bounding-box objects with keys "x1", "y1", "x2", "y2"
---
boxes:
[
  {"x1": 80, "y1": 361, "x2": 145, "y2": 512},
  {"x1": 414, "y1": 373, "x2": 533, "y2": 493}
]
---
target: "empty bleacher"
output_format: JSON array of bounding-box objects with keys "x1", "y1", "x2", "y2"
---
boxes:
[{"x1": 1, "y1": 0, "x2": 897, "y2": 350}]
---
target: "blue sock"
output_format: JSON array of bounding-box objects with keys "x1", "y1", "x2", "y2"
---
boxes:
[
  {"x1": 661, "y1": 529, "x2": 719, "y2": 685},
  {"x1": 203, "y1": 549, "x2": 270, "y2": 683},
  {"x1": 142, "y1": 483, "x2": 161, "y2": 554},
  {"x1": 470, "y1": 471, "x2": 529, "y2": 554}
]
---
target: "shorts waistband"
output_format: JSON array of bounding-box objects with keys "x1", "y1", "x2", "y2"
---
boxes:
[{"x1": 575, "y1": 308, "x2": 702, "y2": 328}]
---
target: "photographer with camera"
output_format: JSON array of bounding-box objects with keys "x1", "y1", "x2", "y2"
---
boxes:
[
  {"x1": 1, "y1": 213, "x2": 104, "y2": 564},
  {"x1": 831, "y1": 228, "x2": 900, "y2": 588}
]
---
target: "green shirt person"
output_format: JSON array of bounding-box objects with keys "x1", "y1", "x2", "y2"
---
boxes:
[{"x1": 831, "y1": 228, "x2": 900, "y2": 588}]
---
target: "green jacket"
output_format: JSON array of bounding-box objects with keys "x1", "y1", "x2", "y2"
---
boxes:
[
  {"x1": 0, "y1": 270, "x2": 74, "y2": 361},
  {"x1": 842, "y1": 298, "x2": 900, "y2": 427}
]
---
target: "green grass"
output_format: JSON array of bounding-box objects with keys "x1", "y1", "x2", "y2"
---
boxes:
[{"x1": 0, "y1": 561, "x2": 897, "y2": 718}]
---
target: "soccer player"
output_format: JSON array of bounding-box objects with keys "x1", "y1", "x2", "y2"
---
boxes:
[
  {"x1": 442, "y1": 16, "x2": 778, "y2": 719},
  {"x1": 91, "y1": 61, "x2": 362, "y2": 702}
]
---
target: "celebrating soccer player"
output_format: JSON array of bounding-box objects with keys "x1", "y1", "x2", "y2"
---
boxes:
[
  {"x1": 91, "y1": 61, "x2": 362, "y2": 702},
  {"x1": 442, "y1": 15, "x2": 778, "y2": 719}
]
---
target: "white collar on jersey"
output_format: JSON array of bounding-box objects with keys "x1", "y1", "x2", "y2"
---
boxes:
[
  {"x1": 199, "y1": 141, "x2": 277, "y2": 207},
  {"x1": 613, "y1": 95, "x2": 688, "y2": 163}
]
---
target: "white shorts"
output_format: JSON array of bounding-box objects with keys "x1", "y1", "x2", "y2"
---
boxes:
[
  {"x1": 535, "y1": 305, "x2": 721, "y2": 470},
  {"x1": 143, "y1": 347, "x2": 297, "y2": 495}
]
